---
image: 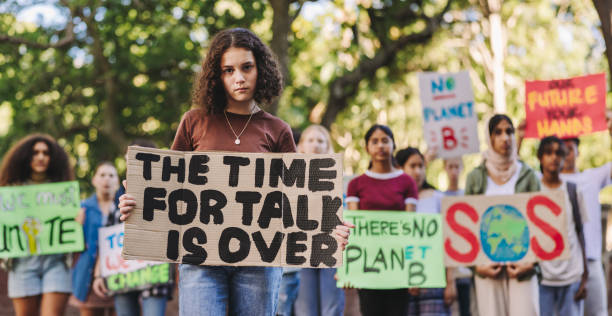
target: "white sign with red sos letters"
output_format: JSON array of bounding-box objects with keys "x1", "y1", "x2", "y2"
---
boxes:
[{"x1": 418, "y1": 71, "x2": 480, "y2": 158}]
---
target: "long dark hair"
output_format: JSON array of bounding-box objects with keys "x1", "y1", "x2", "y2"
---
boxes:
[
  {"x1": 395, "y1": 147, "x2": 437, "y2": 190},
  {"x1": 192, "y1": 28, "x2": 283, "y2": 114},
  {"x1": 0, "y1": 134, "x2": 74, "y2": 185},
  {"x1": 364, "y1": 124, "x2": 396, "y2": 169}
]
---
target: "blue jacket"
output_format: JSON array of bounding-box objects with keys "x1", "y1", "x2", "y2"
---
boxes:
[{"x1": 72, "y1": 194, "x2": 106, "y2": 301}]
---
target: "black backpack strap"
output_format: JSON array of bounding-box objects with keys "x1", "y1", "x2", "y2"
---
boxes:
[{"x1": 566, "y1": 181, "x2": 583, "y2": 235}]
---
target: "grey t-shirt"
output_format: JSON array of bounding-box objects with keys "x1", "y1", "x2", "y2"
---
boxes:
[{"x1": 539, "y1": 180, "x2": 586, "y2": 286}]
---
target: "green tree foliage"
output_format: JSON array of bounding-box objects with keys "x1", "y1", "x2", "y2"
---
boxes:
[
  {"x1": 315, "y1": 0, "x2": 611, "y2": 200},
  {"x1": 0, "y1": 0, "x2": 266, "y2": 193},
  {"x1": 0, "y1": 0, "x2": 610, "y2": 201}
]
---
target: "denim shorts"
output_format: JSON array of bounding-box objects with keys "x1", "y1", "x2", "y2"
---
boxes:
[{"x1": 8, "y1": 254, "x2": 72, "y2": 298}]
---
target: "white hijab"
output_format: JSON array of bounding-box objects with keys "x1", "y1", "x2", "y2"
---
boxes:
[{"x1": 482, "y1": 117, "x2": 519, "y2": 183}]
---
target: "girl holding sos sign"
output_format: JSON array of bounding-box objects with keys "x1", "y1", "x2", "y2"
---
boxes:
[{"x1": 464, "y1": 114, "x2": 541, "y2": 316}]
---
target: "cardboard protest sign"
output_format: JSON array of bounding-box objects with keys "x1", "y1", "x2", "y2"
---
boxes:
[
  {"x1": 336, "y1": 210, "x2": 446, "y2": 289},
  {"x1": 524, "y1": 73, "x2": 607, "y2": 139},
  {"x1": 99, "y1": 224, "x2": 174, "y2": 295},
  {"x1": 442, "y1": 191, "x2": 570, "y2": 267},
  {"x1": 0, "y1": 181, "x2": 84, "y2": 258},
  {"x1": 123, "y1": 146, "x2": 344, "y2": 268},
  {"x1": 418, "y1": 71, "x2": 479, "y2": 158}
]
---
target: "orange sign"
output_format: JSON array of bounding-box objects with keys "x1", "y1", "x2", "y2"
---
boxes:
[{"x1": 524, "y1": 73, "x2": 607, "y2": 139}]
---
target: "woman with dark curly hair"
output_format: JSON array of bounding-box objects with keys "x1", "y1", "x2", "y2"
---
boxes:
[
  {"x1": 117, "y1": 28, "x2": 353, "y2": 316},
  {"x1": 0, "y1": 134, "x2": 74, "y2": 316}
]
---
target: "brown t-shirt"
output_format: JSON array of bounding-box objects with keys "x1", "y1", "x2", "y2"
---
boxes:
[{"x1": 171, "y1": 108, "x2": 296, "y2": 153}]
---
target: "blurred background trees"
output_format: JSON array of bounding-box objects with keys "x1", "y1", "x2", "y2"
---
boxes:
[{"x1": 0, "y1": 0, "x2": 610, "y2": 200}]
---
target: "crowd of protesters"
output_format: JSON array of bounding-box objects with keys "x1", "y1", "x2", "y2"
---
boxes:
[{"x1": 1, "y1": 27, "x2": 612, "y2": 316}]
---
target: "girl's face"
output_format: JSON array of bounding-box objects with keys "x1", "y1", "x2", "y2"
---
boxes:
[
  {"x1": 403, "y1": 154, "x2": 426, "y2": 188},
  {"x1": 30, "y1": 141, "x2": 50, "y2": 175},
  {"x1": 539, "y1": 142, "x2": 565, "y2": 175},
  {"x1": 444, "y1": 158, "x2": 463, "y2": 181},
  {"x1": 301, "y1": 130, "x2": 329, "y2": 154},
  {"x1": 366, "y1": 129, "x2": 393, "y2": 163},
  {"x1": 220, "y1": 47, "x2": 258, "y2": 106},
  {"x1": 490, "y1": 119, "x2": 514, "y2": 156},
  {"x1": 92, "y1": 165, "x2": 119, "y2": 197}
]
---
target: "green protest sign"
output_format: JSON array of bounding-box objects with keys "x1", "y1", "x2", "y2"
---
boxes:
[
  {"x1": 105, "y1": 263, "x2": 174, "y2": 295},
  {"x1": 0, "y1": 181, "x2": 84, "y2": 258},
  {"x1": 336, "y1": 210, "x2": 446, "y2": 289}
]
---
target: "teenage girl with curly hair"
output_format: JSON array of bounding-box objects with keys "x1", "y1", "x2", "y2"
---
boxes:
[
  {"x1": 118, "y1": 28, "x2": 353, "y2": 316},
  {"x1": 0, "y1": 134, "x2": 74, "y2": 316}
]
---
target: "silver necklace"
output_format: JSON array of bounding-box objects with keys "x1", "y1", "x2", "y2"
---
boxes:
[{"x1": 224, "y1": 105, "x2": 255, "y2": 145}]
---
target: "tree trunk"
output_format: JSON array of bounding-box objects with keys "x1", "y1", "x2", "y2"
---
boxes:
[
  {"x1": 594, "y1": 0, "x2": 612, "y2": 81},
  {"x1": 320, "y1": 31, "x2": 436, "y2": 128},
  {"x1": 318, "y1": 1, "x2": 452, "y2": 129},
  {"x1": 268, "y1": 0, "x2": 292, "y2": 115},
  {"x1": 320, "y1": 1, "x2": 451, "y2": 129},
  {"x1": 488, "y1": 0, "x2": 506, "y2": 113},
  {"x1": 82, "y1": 11, "x2": 127, "y2": 156}
]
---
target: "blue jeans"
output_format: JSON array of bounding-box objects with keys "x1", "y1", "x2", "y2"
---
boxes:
[
  {"x1": 539, "y1": 281, "x2": 583, "y2": 316},
  {"x1": 584, "y1": 259, "x2": 607, "y2": 316},
  {"x1": 294, "y1": 268, "x2": 344, "y2": 316},
  {"x1": 114, "y1": 291, "x2": 167, "y2": 316},
  {"x1": 277, "y1": 271, "x2": 300, "y2": 316},
  {"x1": 179, "y1": 264, "x2": 282, "y2": 316}
]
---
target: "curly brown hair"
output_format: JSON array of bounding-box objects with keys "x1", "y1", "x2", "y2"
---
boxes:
[
  {"x1": 0, "y1": 134, "x2": 74, "y2": 186},
  {"x1": 192, "y1": 28, "x2": 283, "y2": 114}
]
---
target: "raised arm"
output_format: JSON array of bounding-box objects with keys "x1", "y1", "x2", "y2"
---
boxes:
[{"x1": 517, "y1": 119, "x2": 526, "y2": 154}]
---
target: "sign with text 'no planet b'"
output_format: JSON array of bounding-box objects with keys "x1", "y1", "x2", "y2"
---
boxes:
[
  {"x1": 418, "y1": 71, "x2": 479, "y2": 158},
  {"x1": 99, "y1": 224, "x2": 174, "y2": 295},
  {"x1": 442, "y1": 191, "x2": 570, "y2": 267},
  {"x1": 336, "y1": 210, "x2": 446, "y2": 289},
  {"x1": 0, "y1": 181, "x2": 84, "y2": 258},
  {"x1": 123, "y1": 147, "x2": 344, "y2": 268}
]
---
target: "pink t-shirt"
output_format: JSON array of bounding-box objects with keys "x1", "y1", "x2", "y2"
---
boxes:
[{"x1": 346, "y1": 169, "x2": 418, "y2": 211}]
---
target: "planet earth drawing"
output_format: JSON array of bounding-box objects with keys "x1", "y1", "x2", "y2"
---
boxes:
[{"x1": 480, "y1": 204, "x2": 530, "y2": 262}]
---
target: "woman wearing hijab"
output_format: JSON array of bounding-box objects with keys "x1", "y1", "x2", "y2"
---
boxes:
[{"x1": 465, "y1": 114, "x2": 540, "y2": 316}]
